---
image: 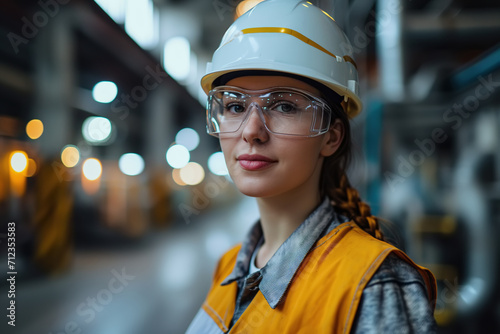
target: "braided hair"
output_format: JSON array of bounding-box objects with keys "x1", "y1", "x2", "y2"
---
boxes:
[{"x1": 320, "y1": 100, "x2": 385, "y2": 241}]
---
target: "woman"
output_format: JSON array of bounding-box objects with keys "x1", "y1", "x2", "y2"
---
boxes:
[{"x1": 187, "y1": 1, "x2": 437, "y2": 333}]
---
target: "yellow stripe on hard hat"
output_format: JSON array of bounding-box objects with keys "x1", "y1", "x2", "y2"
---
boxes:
[{"x1": 241, "y1": 27, "x2": 357, "y2": 69}]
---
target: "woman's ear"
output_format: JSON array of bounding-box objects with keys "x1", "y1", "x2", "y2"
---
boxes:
[{"x1": 320, "y1": 119, "x2": 344, "y2": 157}]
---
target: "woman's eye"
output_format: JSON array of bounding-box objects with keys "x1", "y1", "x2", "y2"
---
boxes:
[
  {"x1": 274, "y1": 103, "x2": 295, "y2": 113},
  {"x1": 225, "y1": 104, "x2": 245, "y2": 114}
]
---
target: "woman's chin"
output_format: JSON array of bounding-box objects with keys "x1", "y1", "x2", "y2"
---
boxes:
[
  {"x1": 233, "y1": 179, "x2": 277, "y2": 198},
  {"x1": 236, "y1": 186, "x2": 269, "y2": 198}
]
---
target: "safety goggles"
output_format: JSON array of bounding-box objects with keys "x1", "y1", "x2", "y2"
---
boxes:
[{"x1": 206, "y1": 86, "x2": 332, "y2": 137}]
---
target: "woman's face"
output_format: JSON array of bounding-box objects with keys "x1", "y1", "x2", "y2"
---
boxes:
[{"x1": 219, "y1": 75, "x2": 343, "y2": 200}]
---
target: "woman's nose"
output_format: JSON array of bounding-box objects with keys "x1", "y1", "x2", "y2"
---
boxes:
[{"x1": 241, "y1": 105, "x2": 269, "y2": 143}]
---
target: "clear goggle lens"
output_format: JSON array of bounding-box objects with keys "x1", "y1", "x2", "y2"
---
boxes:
[{"x1": 206, "y1": 86, "x2": 332, "y2": 137}]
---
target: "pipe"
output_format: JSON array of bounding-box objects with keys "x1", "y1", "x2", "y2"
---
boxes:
[
  {"x1": 453, "y1": 147, "x2": 498, "y2": 317},
  {"x1": 450, "y1": 43, "x2": 500, "y2": 89}
]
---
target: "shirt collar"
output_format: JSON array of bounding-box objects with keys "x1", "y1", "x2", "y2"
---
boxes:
[{"x1": 221, "y1": 197, "x2": 344, "y2": 308}]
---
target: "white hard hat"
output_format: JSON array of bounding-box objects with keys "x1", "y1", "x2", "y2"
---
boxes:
[{"x1": 201, "y1": 0, "x2": 362, "y2": 117}]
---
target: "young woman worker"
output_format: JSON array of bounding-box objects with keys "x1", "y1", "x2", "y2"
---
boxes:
[{"x1": 186, "y1": 0, "x2": 437, "y2": 333}]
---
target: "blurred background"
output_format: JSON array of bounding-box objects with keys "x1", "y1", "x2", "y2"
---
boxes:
[{"x1": 0, "y1": 0, "x2": 499, "y2": 333}]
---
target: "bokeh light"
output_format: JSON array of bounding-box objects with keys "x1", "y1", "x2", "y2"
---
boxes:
[
  {"x1": 171, "y1": 168, "x2": 186, "y2": 186},
  {"x1": 10, "y1": 151, "x2": 28, "y2": 173},
  {"x1": 26, "y1": 159, "x2": 37, "y2": 177},
  {"x1": 124, "y1": 0, "x2": 158, "y2": 49},
  {"x1": 119, "y1": 153, "x2": 145, "y2": 176},
  {"x1": 205, "y1": 230, "x2": 232, "y2": 260},
  {"x1": 160, "y1": 242, "x2": 198, "y2": 290},
  {"x1": 235, "y1": 0, "x2": 265, "y2": 18},
  {"x1": 166, "y1": 144, "x2": 190, "y2": 169},
  {"x1": 82, "y1": 158, "x2": 102, "y2": 181},
  {"x1": 92, "y1": 81, "x2": 118, "y2": 103},
  {"x1": 163, "y1": 37, "x2": 191, "y2": 81},
  {"x1": 26, "y1": 119, "x2": 44, "y2": 139},
  {"x1": 175, "y1": 128, "x2": 200, "y2": 151},
  {"x1": 179, "y1": 162, "x2": 205, "y2": 185},
  {"x1": 208, "y1": 152, "x2": 229, "y2": 176},
  {"x1": 82, "y1": 116, "x2": 113, "y2": 144},
  {"x1": 61, "y1": 145, "x2": 80, "y2": 168}
]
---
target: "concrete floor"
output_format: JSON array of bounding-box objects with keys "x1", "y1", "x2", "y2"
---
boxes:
[{"x1": 2, "y1": 196, "x2": 259, "y2": 334}]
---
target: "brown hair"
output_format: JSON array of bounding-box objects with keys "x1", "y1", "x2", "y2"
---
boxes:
[{"x1": 320, "y1": 101, "x2": 385, "y2": 241}]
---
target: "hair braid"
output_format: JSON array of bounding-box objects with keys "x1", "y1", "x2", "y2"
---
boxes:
[
  {"x1": 329, "y1": 167, "x2": 384, "y2": 240},
  {"x1": 320, "y1": 99, "x2": 385, "y2": 241}
]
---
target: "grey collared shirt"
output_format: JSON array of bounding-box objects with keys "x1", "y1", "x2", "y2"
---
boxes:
[{"x1": 221, "y1": 197, "x2": 437, "y2": 333}]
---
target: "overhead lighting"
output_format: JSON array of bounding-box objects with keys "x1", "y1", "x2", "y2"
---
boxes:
[
  {"x1": 119, "y1": 153, "x2": 145, "y2": 176},
  {"x1": 82, "y1": 158, "x2": 102, "y2": 181},
  {"x1": 94, "y1": 0, "x2": 127, "y2": 23},
  {"x1": 166, "y1": 144, "x2": 190, "y2": 169},
  {"x1": 172, "y1": 169, "x2": 186, "y2": 186},
  {"x1": 9, "y1": 151, "x2": 28, "y2": 197},
  {"x1": 61, "y1": 145, "x2": 80, "y2": 168},
  {"x1": 26, "y1": 159, "x2": 37, "y2": 177},
  {"x1": 180, "y1": 162, "x2": 205, "y2": 186},
  {"x1": 125, "y1": 0, "x2": 158, "y2": 49},
  {"x1": 208, "y1": 152, "x2": 229, "y2": 176},
  {"x1": 175, "y1": 128, "x2": 200, "y2": 151},
  {"x1": 82, "y1": 116, "x2": 113, "y2": 144},
  {"x1": 92, "y1": 81, "x2": 118, "y2": 103},
  {"x1": 163, "y1": 37, "x2": 191, "y2": 82},
  {"x1": 10, "y1": 151, "x2": 28, "y2": 173},
  {"x1": 26, "y1": 119, "x2": 44, "y2": 139}
]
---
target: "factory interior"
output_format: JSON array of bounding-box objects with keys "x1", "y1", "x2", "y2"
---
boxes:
[{"x1": 1, "y1": 0, "x2": 499, "y2": 333}]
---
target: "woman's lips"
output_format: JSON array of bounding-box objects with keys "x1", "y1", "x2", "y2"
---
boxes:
[{"x1": 237, "y1": 154, "x2": 277, "y2": 171}]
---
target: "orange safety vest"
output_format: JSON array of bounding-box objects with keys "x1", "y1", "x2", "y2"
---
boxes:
[{"x1": 198, "y1": 222, "x2": 437, "y2": 333}]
